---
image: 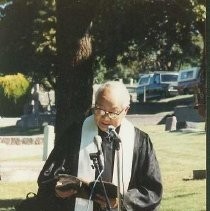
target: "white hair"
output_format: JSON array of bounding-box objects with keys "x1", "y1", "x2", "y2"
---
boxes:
[{"x1": 95, "y1": 81, "x2": 130, "y2": 108}]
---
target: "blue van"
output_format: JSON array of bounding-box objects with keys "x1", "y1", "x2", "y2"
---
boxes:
[{"x1": 177, "y1": 67, "x2": 200, "y2": 95}]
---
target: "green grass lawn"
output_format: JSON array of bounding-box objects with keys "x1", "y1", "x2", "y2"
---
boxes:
[
  {"x1": 0, "y1": 123, "x2": 206, "y2": 211},
  {"x1": 141, "y1": 123, "x2": 206, "y2": 211}
]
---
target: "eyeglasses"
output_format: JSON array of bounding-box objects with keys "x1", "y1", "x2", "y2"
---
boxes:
[{"x1": 93, "y1": 107, "x2": 125, "y2": 119}]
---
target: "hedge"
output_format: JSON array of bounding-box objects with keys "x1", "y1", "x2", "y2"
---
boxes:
[{"x1": 0, "y1": 73, "x2": 31, "y2": 117}]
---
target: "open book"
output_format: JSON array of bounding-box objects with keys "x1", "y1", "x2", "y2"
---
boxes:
[{"x1": 55, "y1": 174, "x2": 117, "y2": 199}]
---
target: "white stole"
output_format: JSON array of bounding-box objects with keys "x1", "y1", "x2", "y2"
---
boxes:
[{"x1": 74, "y1": 115, "x2": 135, "y2": 211}]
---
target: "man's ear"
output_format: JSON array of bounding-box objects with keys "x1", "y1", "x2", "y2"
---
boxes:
[{"x1": 124, "y1": 106, "x2": 130, "y2": 114}]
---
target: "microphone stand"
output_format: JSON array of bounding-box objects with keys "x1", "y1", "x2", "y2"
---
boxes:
[
  {"x1": 113, "y1": 138, "x2": 122, "y2": 211},
  {"x1": 89, "y1": 153, "x2": 111, "y2": 211}
]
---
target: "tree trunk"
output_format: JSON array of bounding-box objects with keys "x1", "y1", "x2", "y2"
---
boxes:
[
  {"x1": 194, "y1": 20, "x2": 206, "y2": 119},
  {"x1": 55, "y1": 0, "x2": 98, "y2": 154}
]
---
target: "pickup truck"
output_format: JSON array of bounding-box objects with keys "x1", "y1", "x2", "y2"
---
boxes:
[{"x1": 136, "y1": 72, "x2": 178, "y2": 102}]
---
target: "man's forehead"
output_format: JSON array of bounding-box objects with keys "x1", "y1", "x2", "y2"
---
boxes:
[
  {"x1": 96, "y1": 102, "x2": 121, "y2": 109},
  {"x1": 97, "y1": 87, "x2": 121, "y2": 99},
  {"x1": 96, "y1": 87, "x2": 124, "y2": 107}
]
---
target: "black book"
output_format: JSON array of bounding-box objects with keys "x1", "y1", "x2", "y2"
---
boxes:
[{"x1": 55, "y1": 174, "x2": 117, "y2": 199}]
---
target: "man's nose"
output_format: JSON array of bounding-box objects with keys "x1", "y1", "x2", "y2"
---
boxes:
[{"x1": 101, "y1": 112, "x2": 111, "y2": 119}]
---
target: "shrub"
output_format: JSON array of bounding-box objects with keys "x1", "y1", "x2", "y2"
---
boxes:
[{"x1": 0, "y1": 73, "x2": 31, "y2": 117}]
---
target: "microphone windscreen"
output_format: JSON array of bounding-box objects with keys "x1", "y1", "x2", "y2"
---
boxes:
[{"x1": 108, "y1": 125, "x2": 115, "y2": 133}]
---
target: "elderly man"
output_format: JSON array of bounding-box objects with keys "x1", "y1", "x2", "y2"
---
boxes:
[{"x1": 37, "y1": 81, "x2": 162, "y2": 211}]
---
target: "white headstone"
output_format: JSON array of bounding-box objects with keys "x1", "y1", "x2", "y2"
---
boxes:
[
  {"x1": 130, "y1": 78, "x2": 133, "y2": 85},
  {"x1": 165, "y1": 116, "x2": 177, "y2": 131},
  {"x1": 43, "y1": 125, "x2": 55, "y2": 160}
]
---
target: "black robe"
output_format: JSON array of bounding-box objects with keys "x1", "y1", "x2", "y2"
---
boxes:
[{"x1": 37, "y1": 127, "x2": 163, "y2": 211}]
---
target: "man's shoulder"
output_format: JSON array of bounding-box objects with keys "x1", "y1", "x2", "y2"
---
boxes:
[
  {"x1": 134, "y1": 126, "x2": 149, "y2": 138},
  {"x1": 133, "y1": 126, "x2": 152, "y2": 149}
]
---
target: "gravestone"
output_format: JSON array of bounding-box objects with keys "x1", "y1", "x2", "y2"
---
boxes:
[
  {"x1": 193, "y1": 170, "x2": 206, "y2": 180},
  {"x1": 43, "y1": 125, "x2": 55, "y2": 161},
  {"x1": 176, "y1": 121, "x2": 197, "y2": 130},
  {"x1": 16, "y1": 84, "x2": 56, "y2": 129},
  {"x1": 175, "y1": 105, "x2": 204, "y2": 122},
  {"x1": 165, "y1": 116, "x2": 177, "y2": 131}
]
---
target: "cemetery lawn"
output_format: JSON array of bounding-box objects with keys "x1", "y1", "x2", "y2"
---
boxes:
[{"x1": 0, "y1": 123, "x2": 206, "y2": 211}]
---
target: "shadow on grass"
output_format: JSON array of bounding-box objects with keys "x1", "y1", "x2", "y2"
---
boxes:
[
  {"x1": 164, "y1": 192, "x2": 198, "y2": 200},
  {"x1": 0, "y1": 199, "x2": 22, "y2": 210},
  {"x1": 174, "y1": 192, "x2": 198, "y2": 198},
  {"x1": 170, "y1": 130, "x2": 206, "y2": 135},
  {"x1": 0, "y1": 126, "x2": 43, "y2": 136}
]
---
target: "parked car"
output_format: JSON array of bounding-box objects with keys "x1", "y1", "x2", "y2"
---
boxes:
[
  {"x1": 136, "y1": 71, "x2": 178, "y2": 102},
  {"x1": 177, "y1": 67, "x2": 200, "y2": 95}
]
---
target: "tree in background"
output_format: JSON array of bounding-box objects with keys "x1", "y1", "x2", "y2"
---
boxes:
[
  {"x1": 191, "y1": 0, "x2": 206, "y2": 119},
  {"x1": 0, "y1": 0, "x2": 205, "y2": 82},
  {"x1": 92, "y1": 0, "x2": 205, "y2": 81},
  {"x1": 0, "y1": 0, "x2": 206, "y2": 146},
  {"x1": 54, "y1": 0, "x2": 99, "y2": 148},
  {"x1": 0, "y1": 0, "x2": 56, "y2": 85}
]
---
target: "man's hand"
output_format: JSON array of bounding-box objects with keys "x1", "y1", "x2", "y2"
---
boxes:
[
  {"x1": 55, "y1": 188, "x2": 78, "y2": 198},
  {"x1": 94, "y1": 194, "x2": 118, "y2": 209},
  {"x1": 54, "y1": 174, "x2": 81, "y2": 198}
]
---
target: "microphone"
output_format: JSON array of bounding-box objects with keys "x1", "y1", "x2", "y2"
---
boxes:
[
  {"x1": 107, "y1": 125, "x2": 121, "y2": 150},
  {"x1": 107, "y1": 125, "x2": 121, "y2": 141},
  {"x1": 93, "y1": 135, "x2": 104, "y2": 170}
]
